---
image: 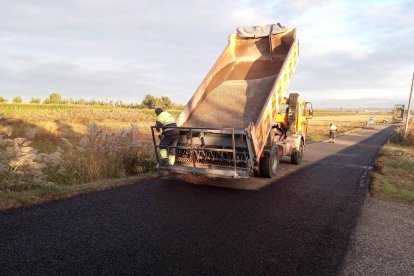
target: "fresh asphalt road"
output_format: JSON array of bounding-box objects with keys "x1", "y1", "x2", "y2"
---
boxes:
[{"x1": 0, "y1": 126, "x2": 395, "y2": 275}]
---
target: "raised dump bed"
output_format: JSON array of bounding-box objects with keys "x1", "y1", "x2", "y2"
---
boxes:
[
  {"x1": 152, "y1": 24, "x2": 309, "y2": 179},
  {"x1": 183, "y1": 75, "x2": 277, "y2": 128},
  {"x1": 177, "y1": 25, "x2": 296, "y2": 130}
]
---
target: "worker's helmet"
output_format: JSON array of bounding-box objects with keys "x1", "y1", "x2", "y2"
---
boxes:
[{"x1": 155, "y1": 107, "x2": 163, "y2": 116}]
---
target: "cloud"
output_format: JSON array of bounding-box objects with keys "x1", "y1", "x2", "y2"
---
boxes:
[
  {"x1": 283, "y1": 0, "x2": 414, "y2": 107},
  {"x1": 0, "y1": 0, "x2": 413, "y2": 108}
]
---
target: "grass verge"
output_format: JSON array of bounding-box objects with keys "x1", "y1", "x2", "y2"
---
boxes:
[
  {"x1": 0, "y1": 172, "x2": 159, "y2": 212},
  {"x1": 371, "y1": 134, "x2": 414, "y2": 207}
]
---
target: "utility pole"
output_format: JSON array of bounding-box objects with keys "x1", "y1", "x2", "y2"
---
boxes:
[{"x1": 403, "y1": 72, "x2": 414, "y2": 140}]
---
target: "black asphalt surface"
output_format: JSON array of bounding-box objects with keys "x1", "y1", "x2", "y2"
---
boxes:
[{"x1": 0, "y1": 126, "x2": 395, "y2": 275}]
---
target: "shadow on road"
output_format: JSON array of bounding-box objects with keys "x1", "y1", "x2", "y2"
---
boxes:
[{"x1": 0, "y1": 126, "x2": 395, "y2": 275}]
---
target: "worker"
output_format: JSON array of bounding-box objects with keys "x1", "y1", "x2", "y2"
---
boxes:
[
  {"x1": 329, "y1": 123, "x2": 337, "y2": 143},
  {"x1": 155, "y1": 107, "x2": 179, "y2": 165}
]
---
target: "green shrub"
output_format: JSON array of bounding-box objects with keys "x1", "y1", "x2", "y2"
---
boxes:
[
  {"x1": 12, "y1": 96, "x2": 23, "y2": 103},
  {"x1": 29, "y1": 97, "x2": 41, "y2": 104}
]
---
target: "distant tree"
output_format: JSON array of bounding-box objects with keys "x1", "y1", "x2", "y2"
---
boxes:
[
  {"x1": 12, "y1": 96, "x2": 23, "y2": 103},
  {"x1": 75, "y1": 98, "x2": 87, "y2": 105},
  {"x1": 135, "y1": 103, "x2": 147, "y2": 109},
  {"x1": 141, "y1": 94, "x2": 177, "y2": 109},
  {"x1": 89, "y1": 100, "x2": 106, "y2": 106},
  {"x1": 160, "y1": 96, "x2": 173, "y2": 109},
  {"x1": 29, "y1": 97, "x2": 41, "y2": 104},
  {"x1": 0, "y1": 96, "x2": 8, "y2": 103},
  {"x1": 62, "y1": 98, "x2": 74, "y2": 105},
  {"x1": 44, "y1": 93, "x2": 63, "y2": 104},
  {"x1": 172, "y1": 103, "x2": 185, "y2": 110},
  {"x1": 141, "y1": 94, "x2": 158, "y2": 109}
]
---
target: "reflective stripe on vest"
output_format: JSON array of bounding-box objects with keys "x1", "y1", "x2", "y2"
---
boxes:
[{"x1": 157, "y1": 111, "x2": 176, "y2": 126}]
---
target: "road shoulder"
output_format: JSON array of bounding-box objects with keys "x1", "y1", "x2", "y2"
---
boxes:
[
  {"x1": 340, "y1": 196, "x2": 414, "y2": 275},
  {"x1": 0, "y1": 172, "x2": 159, "y2": 212}
]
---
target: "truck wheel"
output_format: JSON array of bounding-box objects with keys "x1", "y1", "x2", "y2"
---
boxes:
[
  {"x1": 260, "y1": 145, "x2": 279, "y2": 178},
  {"x1": 291, "y1": 140, "x2": 304, "y2": 165}
]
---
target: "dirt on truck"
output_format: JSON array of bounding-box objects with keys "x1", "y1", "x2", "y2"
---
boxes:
[
  {"x1": 151, "y1": 23, "x2": 313, "y2": 180},
  {"x1": 183, "y1": 76, "x2": 276, "y2": 128}
]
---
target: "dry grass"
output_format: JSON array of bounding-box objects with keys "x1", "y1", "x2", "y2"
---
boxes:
[
  {"x1": 307, "y1": 112, "x2": 392, "y2": 142},
  {"x1": 0, "y1": 124, "x2": 154, "y2": 191},
  {"x1": 0, "y1": 172, "x2": 159, "y2": 211},
  {"x1": 0, "y1": 104, "x2": 180, "y2": 152},
  {"x1": 0, "y1": 103, "x2": 394, "y2": 208},
  {"x1": 0, "y1": 104, "x2": 170, "y2": 197},
  {"x1": 370, "y1": 127, "x2": 414, "y2": 207}
]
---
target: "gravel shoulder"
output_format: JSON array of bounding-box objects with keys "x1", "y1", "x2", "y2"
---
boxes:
[{"x1": 341, "y1": 197, "x2": 414, "y2": 275}]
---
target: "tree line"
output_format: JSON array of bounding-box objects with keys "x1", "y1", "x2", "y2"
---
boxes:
[{"x1": 0, "y1": 93, "x2": 184, "y2": 109}]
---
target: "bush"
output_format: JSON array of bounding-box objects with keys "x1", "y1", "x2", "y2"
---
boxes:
[
  {"x1": 406, "y1": 128, "x2": 414, "y2": 145},
  {"x1": 141, "y1": 94, "x2": 180, "y2": 109},
  {"x1": 56, "y1": 124, "x2": 147, "y2": 183},
  {"x1": 141, "y1": 94, "x2": 158, "y2": 109},
  {"x1": 0, "y1": 124, "x2": 149, "y2": 193},
  {"x1": 43, "y1": 93, "x2": 63, "y2": 104},
  {"x1": 390, "y1": 127, "x2": 414, "y2": 145},
  {"x1": 12, "y1": 96, "x2": 23, "y2": 103},
  {"x1": 0, "y1": 137, "x2": 55, "y2": 192},
  {"x1": 29, "y1": 97, "x2": 41, "y2": 104}
]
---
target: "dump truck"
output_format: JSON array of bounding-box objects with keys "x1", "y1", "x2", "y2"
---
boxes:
[
  {"x1": 392, "y1": 104, "x2": 405, "y2": 123},
  {"x1": 151, "y1": 23, "x2": 313, "y2": 179}
]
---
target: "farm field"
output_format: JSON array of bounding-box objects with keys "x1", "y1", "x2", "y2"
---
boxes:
[
  {"x1": 307, "y1": 113, "x2": 392, "y2": 142},
  {"x1": 0, "y1": 103, "x2": 393, "y2": 208},
  {"x1": 0, "y1": 103, "x2": 181, "y2": 152},
  {"x1": 0, "y1": 103, "x2": 392, "y2": 147}
]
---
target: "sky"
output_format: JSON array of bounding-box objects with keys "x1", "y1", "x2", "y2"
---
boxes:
[{"x1": 0, "y1": 0, "x2": 413, "y2": 108}]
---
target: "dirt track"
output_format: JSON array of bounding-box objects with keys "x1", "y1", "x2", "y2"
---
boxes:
[{"x1": 1, "y1": 125, "x2": 409, "y2": 275}]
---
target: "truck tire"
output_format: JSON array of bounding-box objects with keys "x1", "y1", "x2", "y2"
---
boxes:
[
  {"x1": 260, "y1": 145, "x2": 279, "y2": 178},
  {"x1": 291, "y1": 139, "x2": 304, "y2": 165}
]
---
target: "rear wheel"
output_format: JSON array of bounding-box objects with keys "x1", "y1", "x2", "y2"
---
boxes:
[
  {"x1": 291, "y1": 139, "x2": 304, "y2": 165},
  {"x1": 259, "y1": 145, "x2": 279, "y2": 178},
  {"x1": 253, "y1": 168, "x2": 261, "y2": 177}
]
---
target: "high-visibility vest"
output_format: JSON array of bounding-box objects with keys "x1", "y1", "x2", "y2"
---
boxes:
[{"x1": 157, "y1": 111, "x2": 177, "y2": 131}]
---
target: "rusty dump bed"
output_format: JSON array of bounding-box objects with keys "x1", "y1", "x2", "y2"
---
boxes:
[
  {"x1": 183, "y1": 76, "x2": 277, "y2": 128},
  {"x1": 154, "y1": 26, "x2": 299, "y2": 179},
  {"x1": 177, "y1": 28, "x2": 297, "y2": 129}
]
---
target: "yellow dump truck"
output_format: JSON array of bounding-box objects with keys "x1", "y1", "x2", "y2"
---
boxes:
[
  {"x1": 392, "y1": 104, "x2": 405, "y2": 123},
  {"x1": 151, "y1": 23, "x2": 313, "y2": 179}
]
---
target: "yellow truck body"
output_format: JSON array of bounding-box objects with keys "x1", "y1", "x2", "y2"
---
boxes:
[{"x1": 151, "y1": 24, "x2": 312, "y2": 179}]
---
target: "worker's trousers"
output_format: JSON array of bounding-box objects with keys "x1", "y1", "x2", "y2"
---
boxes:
[
  {"x1": 159, "y1": 131, "x2": 179, "y2": 165},
  {"x1": 329, "y1": 131, "x2": 336, "y2": 142}
]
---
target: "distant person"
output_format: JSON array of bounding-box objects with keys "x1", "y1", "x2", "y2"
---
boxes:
[
  {"x1": 329, "y1": 123, "x2": 337, "y2": 143},
  {"x1": 155, "y1": 107, "x2": 179, "y2": 166}
]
